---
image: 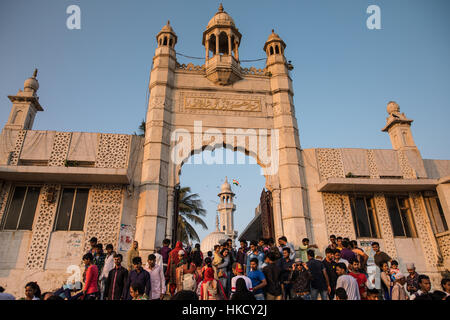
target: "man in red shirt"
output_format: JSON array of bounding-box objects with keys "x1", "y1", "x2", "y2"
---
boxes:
[
  {"x1": 82, "y1": 253, "x2": 99, "y2": 300},
  {"x1": 349, "y1": 259, "x2": 368, "y2": 300}
]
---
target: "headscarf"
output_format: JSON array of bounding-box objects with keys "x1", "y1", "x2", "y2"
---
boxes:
[
  {"x1": 203, "y1": 267, "x2": 215, "y2": 283},
  {"x1": 200, "y1": 267, "x2": 228, "y2": 300},
  {"x1": 169, "y1": 242, "x2": 184, "y2": 262},
  {"x1": 166, "y1": 241, "x2": 184, "y2": 275}
]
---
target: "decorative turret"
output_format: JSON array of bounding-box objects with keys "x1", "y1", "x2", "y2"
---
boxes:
[
  {"x1": 4, "y1": 69, "x2": 43, "y2": 130},
  {"x1": 264, "y1": 29, "x2": 286, "y2": 57},
  {"x1": 203, "y1": 4, "x2": 242, "y2": 85},
  {"x1": 382, "y1": 101, "x2": 417, "y2": 150},
  {"x1": 264, "y1": 29, "x2": 291, "y2": 77},
  {"x1": 156, "y1": 20, "x2": 177, "y2": 49}
]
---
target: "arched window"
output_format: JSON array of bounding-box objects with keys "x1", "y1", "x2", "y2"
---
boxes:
[
  {"x1": 275, "y1": 45, "x2": 280, "y2": 54},
  {"x1": 218, "y1": 32, "x2": 229, "y2": 55},
  {"x1": 163, "y1": 36, "x2": 167, "y2": 46},
  {"x1": 159, "y1": 38, "x2": 162, "y2": 46},
  {"x1": 169, "y1": 38, "x2": 173, "y2": 47},
  {"x1": 269, "y1": 46, "x2": 274, "y2": 56},
  {"x1": 209, "y1": 34, "x2": 216, "y2": 55},
  {"x1": 12, "y1": 110, "x2": 23, "y2": 124}
]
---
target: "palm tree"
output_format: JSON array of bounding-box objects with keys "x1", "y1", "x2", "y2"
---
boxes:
[
  {"x1": 176, "y1": 187, "x2": 208, "y2": 243},
  {"x1": 137, "y1": 120, "x2": 145, "y2": 137}
]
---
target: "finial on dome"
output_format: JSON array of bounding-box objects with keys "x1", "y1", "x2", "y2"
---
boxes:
[
  {"x1": 167, "y1": 20, "x2": 170, "y2": 25},
  {"x1": 272, "y1": 29, "x2": 274, "y2": 33},
  {"x1": 218, "y1": 3, "x2": 224, "y2": 12},
  {"x1": 32, "y1": 68, "x2": 38, "y2": 78}
]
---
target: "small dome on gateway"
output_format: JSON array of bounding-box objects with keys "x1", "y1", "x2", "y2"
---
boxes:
[
  {"x1": 387, "y1": 101, "x2": 400, "y2": 114},
  {"x1": 207, "y1": 3, "x2": 236, "y2": 29},
  {"x1": 24, "y1": 69, "x2": 39, "y2": 92},
  {"x1": 264, "y1": 29, "x2": 286, "y2": 52},
  {"x1": 266, "y1": 29, "x2": 282, "y2": 42},
  {"x1": 156, "y1": 20, "x2": 177, "y2": 47},
  {"x1": 160, "y1": 20, "x2": 175, "y2": 33}
]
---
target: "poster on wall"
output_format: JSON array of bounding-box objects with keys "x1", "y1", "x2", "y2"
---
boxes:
[
  {"x1": 66, "y1": 233, "x2": 83, "y2": 259},
  {"x1": 119, "y1": 224, "x2": 135, "y2": 252}
]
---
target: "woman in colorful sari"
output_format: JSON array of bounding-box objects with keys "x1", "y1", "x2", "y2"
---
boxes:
[
  {"x1": 166, "y1": 241, "x2": 184, "y2": 296},
  {"x1": 198, "y1": 267, "x2": 227, "y2": 300}
]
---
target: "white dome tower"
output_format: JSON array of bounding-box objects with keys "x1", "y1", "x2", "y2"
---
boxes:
[{"x1": 217, "y1": 177, "x2": 237, "y2": 241}]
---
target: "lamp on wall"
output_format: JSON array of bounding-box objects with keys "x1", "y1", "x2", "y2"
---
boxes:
[{"x1": 46, "y1": 187, "x2": 56, "y2": 203}]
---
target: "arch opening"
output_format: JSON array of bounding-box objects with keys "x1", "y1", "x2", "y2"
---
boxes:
[
  {"x1": 208, "y1": 34, "x2": 216, "y2": 55},
  {"x1": 218, "y1": 32, "x2": 229, "y2": 55},
  {"x1": 177, "y1": 146, "x2": 272, "y2": 250}
]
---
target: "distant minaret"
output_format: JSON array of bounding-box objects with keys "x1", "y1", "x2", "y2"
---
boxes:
[
  {"x1": 382, "y1": 101, "x2": 417, "y2": 151},
  {"x1": 4, "y1": 69, "x2": 44, "y2": 130},
  {"x1": 217, "y1": 177, "x2": 237, "y2": 241}
]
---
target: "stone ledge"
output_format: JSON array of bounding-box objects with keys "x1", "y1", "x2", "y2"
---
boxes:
[
  {"x1": 318, "y1": 177, "x2": 438, "y2": 192},
  {"x1": 0, "y1": 165, "x2": 129, "y2": 184}
]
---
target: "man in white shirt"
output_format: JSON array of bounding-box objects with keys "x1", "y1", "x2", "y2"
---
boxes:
[
  {"x1": 334, "y1": 249, "x2": 349, "y2": 268},
  {"x1": 154, "y1": 247, "x2": 164, "y2": 269},
  {"x1": 335, "y1": 262, "x2": 360, "y2": 300},
  {"x1": 410, "y1": 274, "x2": 432, "y2": 300},
  {"x1": 99, "y1": 244, "x2": 116, "y2": 300},
  {"x1": 144, "y1": 254, "x2": 166, "y2": 300},
  {"x1": 230, "y1": 263, "x2": 253, "y2": 296}
]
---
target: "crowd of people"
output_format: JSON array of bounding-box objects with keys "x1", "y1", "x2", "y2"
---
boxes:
[{"x1": 1, "y1": 235, "x2": 449, "y2": 301}]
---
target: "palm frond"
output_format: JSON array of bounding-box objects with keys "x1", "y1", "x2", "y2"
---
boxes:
[
  {"x1": 184, "y1": 221, "x2": 201, "y2": 243},
  {"x1": 182, "y1": 213, "x2": 208, "y2": 229},
  {"x1": 175, "y1": 186, "x2": 208, "y2": 243}
]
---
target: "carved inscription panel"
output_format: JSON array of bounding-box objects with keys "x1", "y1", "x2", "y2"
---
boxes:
[{"x1": 179, "y1": 92, "x2": 265, "y2": 115}]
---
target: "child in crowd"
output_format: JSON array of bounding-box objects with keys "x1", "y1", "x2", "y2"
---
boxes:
[{"x1": 389, "y1": 260, "x2": 400, "y2": 282}]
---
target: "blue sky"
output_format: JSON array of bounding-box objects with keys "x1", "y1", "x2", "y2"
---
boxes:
[{"x1": 1, "y1": 0, "x2": 449, "y2": 243}]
